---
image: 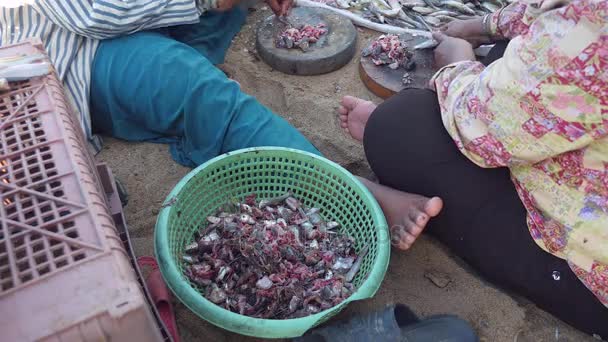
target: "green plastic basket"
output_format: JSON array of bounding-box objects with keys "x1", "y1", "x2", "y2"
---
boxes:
[{"x1": 155, "y1": 147, "x2": 390, "y2": 338}]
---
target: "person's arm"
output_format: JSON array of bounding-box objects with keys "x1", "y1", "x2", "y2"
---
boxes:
[
  {"x1": 487, "y1": 0, "x2": 537, "y2": 40},
  {"x1": 32, "y1": 0, "x2": 218, "y2": 40},
  {"x1": 431, "y1": 0, "x2": 604, "y2": 168},
  {"x1": 442, "y1": 0, "x2": 563, "y2": 45}
]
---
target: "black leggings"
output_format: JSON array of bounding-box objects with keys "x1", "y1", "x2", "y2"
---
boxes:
[{"x1": 363, "y1": 42, "x2": 608, "y2": 337}]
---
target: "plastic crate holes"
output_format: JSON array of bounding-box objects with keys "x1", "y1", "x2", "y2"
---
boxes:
[{"x1": 0, "y1": 80, "x2": 91, "y2": 293}]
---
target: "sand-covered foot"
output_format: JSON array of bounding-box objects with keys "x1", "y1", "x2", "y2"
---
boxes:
[
  {"x1": 358, "y1": 177, "x2": 443, "y2": 250},
  {"x1": 338, "y1": 96, "x2": 377, "y2": 142},
  {"x1": 388, "y1": 194, "x2": 443, "y2": 251}
]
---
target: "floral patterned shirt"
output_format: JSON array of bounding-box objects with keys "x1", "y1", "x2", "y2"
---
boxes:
[{"x1": 431, "y1": 0, "x2": 608, "y2": 307}]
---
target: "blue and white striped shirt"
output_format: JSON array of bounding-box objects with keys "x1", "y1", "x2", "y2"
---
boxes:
[{"x1": 0, "y1": 1, "x2": 213, "y2": 140}]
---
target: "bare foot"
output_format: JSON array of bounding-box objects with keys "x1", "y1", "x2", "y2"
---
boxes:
[
  {"x1": 338, "y1": 96, "x2": 377, "y2": 142},
  {"x1": 358, "y1": 177, "x2": 443, "y2": 251}
]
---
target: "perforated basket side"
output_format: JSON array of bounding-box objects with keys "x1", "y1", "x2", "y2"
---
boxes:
[{"x1": 0, "y1": 39, "x2": 162, "y2": 342}]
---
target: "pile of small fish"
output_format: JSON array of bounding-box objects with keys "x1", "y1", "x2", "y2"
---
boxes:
[
  {"x1": 183, "y1": 193, "x2": 368, "y2": 319},
  {"x1": 362, "y1": 34, "x2": 415, "y2": 85},
  {"x1": 321, "y1": 0, "x2": 513, "y2": 31},
  {"x1": 276, "y1": 24, "x2": 328, "y2": 51}
]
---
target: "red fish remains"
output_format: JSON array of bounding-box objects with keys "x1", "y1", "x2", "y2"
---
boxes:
[
  {"x1": 362, "y1": 34, "x2": 416, "y2": 71},
  {"x1": 183, "y1": 193, "x2": 368, "y2": 319},
  {"x1": 276, "y1": 24, "x2": 328, "y2": 52}
]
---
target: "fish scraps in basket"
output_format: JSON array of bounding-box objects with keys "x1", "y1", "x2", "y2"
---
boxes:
[{"x1": 183, "y1": 193, "x2": 369, "y2": 319}]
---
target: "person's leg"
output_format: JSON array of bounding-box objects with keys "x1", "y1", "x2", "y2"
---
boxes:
[
  {"x1": 90, "y1": 31, "x2": 320, "y2": 167},
  {"x1": 363, "y1": 89, "x2": 515, "y2": 241},
  {"x1": 482, "y1": 40, "x2": 508, "y2": 66},
  {"x1": 166, "y1": 7, "x2": 248, "y2": 65},
  {"x1": 357, "y1": 176, "x2": 443, "y2": 250},
  {"x1": 362, "y1": 88, "x2": 608, "y2": 337},
  {"x1": 335, "y1": 39, "x2": 512, "y2": 249}
]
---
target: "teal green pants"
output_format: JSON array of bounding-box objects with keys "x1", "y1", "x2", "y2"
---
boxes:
[{"x1": 90, "y1": 8, "x2": 320, "y2": 167}]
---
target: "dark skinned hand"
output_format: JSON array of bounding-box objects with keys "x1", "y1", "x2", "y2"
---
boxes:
[
  {"x1": 433, "y1": 32, "x2": 476, "y2": 69},
  {"x1": 266, "y1": 0, "x2": 293, "y2": 16},
  {"x1": 215, "y1": 0, "x2": 242, "y2": 11},
  {"x1": 440, "y1": 18, "x2": 493, "y2": 48}
]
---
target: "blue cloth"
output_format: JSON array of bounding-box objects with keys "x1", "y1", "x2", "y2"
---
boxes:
[
  {"x1": 295, "y1": 304, "x2": 478, "y2": 342},
  {"x1": 400, "y1": 315, "x2": 478, "y2": 342},
  {"x1": 90, "y1": 8, "x2": 321, "y2": 167}
]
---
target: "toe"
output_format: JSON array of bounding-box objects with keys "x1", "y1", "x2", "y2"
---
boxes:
[
  {"x1": 338, "y1": 106, "x2": 348, "y2": 116},
  {"x1": 340, "y1": 95, "x2": 361, "y2": 110},
  {"x1": 391, "y1": 228, "x2": 409, "y2": 250},
  {"x1": 409, "y1": 210, "x2": 429, "y2": 228},
  {"x1": 391, "y1": 224, "x2": 418, "y2": 250},
  {"x1": 401, "y1": 232, "x2": 416, "y2": 246},
  {"x1": 391, "y1": 233, "x2": 401, "y2": 245},
  {"x1": 404, "y1": 217, "x2": 425, "y2": 237},
  {"x1": 424, "y1": 197, "x2": 443, "y2": 217},
  {"x1": 394, "y1": 233, "x2": 415, "y2": 250}
]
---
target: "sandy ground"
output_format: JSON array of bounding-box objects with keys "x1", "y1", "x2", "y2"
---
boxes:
[{"x1": 97, "y1": 6, "x2": 596, "y2": 342}]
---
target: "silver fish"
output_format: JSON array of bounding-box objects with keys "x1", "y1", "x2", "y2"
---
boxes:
[
  {"x1": 429, "y1": 9, "x2": 460, "y2": 16},
  {"x1": 207, "y1": 216, "x2": 221, "y2": 225},
  {"x1": 285, "y1": 197, "x2": 300, "y2": 211},
  {"x1": 435, "y1": 14, "x2": 458, "y2": 22},
  {"x1": 423, "y1": 16, "x2": 441, "y2": 26},
  {"x1": 415, "y1": 13, "x2": 435, "y2": 31},
  {"x1": 401, "y1": 0, "x2": 426, "y2": 8},
  {"x1": 336, "y1": 0, "x2": 351, "y2": 8},
  {"x1": 183, "y1": 255, "x2": 195, "y2": 264},
  {"x1": 345, "y1": 245, "x2": 369, "y2": 282},
  {"x1": 326, "y1": 221, "x2": 340, "y2": 230},
  {"x1": 332, "y1": 257, "x2": 355, "y2": 273},
  {"x1": 422, "y1": 0, "x2": 442, "y2": 10},
  {"x1": 412, "y1": 6, "x2": 435, "y2": 14},
  {"x1": 239, "y1": 214, "x2": 255, "y2": 225},
  {"x1": 386, "y1": 17, "x2": 417, "y2": 28},
  {"x1": 399, "y1": 10, "x2": 427, "y2": 29},
  {"x1": 485, "y1": 0, "x2": 507, "y2": 7},
  {"x1": 414, "y1": 39, "x2": 439, "y2": 49},
  {"x1": 259, "y1": 193, "x2": 290, "y2": 208},
  {"x1": 481, "y1": 2, "x2": 500, "y2": 12},
  {"x1": 371, "y1": 2, "x2": 401, "y2": 17},
  {"x1": 443, "y1": 0, "x2": 477, "y2": 14},
  {"x1": 256, "y1": 276, "x2": 273, "y2": 290}
]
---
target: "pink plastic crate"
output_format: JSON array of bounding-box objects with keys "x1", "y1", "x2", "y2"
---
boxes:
[{"x1": 0, "y1": 39, "x2": 163, "y2": 342}]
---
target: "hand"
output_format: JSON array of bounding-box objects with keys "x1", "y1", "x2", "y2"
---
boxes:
[
  {"x1": 266, "y1": 0, "x2": 293, "y2": 16},
  {"x1": 440, "y1": 18, "x2": 492, "y2": 48},
  {"x1": 433, "y1": 32, "x2": 476, "y2": 68},
  {"x1": 215, "y1": 0, "x2": 242, "y2": 11}
]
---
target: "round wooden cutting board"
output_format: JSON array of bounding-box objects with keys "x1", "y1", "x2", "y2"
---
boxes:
[
  {"x1": 256, "y1": 7, "x2": 358, "y2": 76},
  {"x1": 359, "y1": 34, "x2": 435, "y2": 99}
]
